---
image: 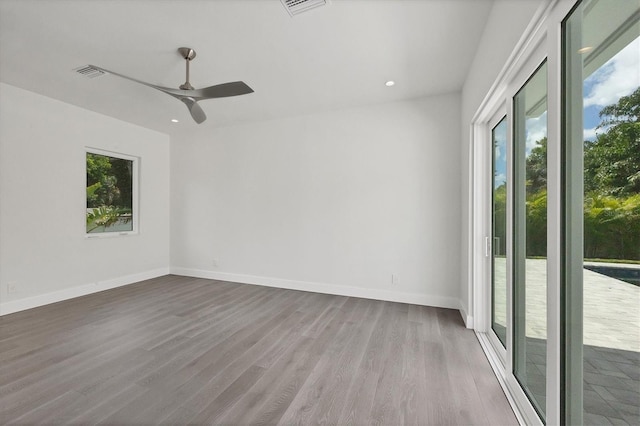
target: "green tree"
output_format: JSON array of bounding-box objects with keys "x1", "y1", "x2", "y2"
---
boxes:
[
  {"x1": 109, "y1": 159, "x2": 132, "y2": 209},
  {"x1": 493, "y1": 183, "x2": 507, "y2": 256},
  {"x1": 521, "y1": 88, "x2": 640, "y2": 260},
  {"x1": 584, "y1": 193, "x2": 640, "y2": 260},
  {"x1": 598, "y1": 87, "x2": 640, "y2": 127},
  {"x1": 86, "y1": 153, "x2": 133, "y2": 233},
  {"x1": 86, "y1": 153, "x2": 129, "y2": 208},
  {"x1": 86, "y1": 153, "x2": 111, "y2": 184},
  {"x1": 526, "y1": 189, "x2": 547, "y2": 257},
  {"x1": 584, "y1": 87, "x2": 640, "y2": 196},
  {"x1": 522, "y1": 137, "x2": 548, "y2": 257},
  {"x1": 526, "y1": 137, "x2": 547, "y2": 194},
  {"x1": 581, "y1": 88, "x2": 639, "y2": 260}
]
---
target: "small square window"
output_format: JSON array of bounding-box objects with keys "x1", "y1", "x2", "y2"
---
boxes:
[{"x1": 86, "y1": 149, "x2": 138, "y2": 236}]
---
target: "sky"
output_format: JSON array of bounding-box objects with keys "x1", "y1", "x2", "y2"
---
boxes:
[
  {"x1": 493, "y1": 36, "x2": 640, "y2": 188},
  {"x1": 583, "y1": 36, "x2": 640, "y2": 141}
]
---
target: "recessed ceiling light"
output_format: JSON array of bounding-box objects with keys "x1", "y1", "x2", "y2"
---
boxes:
[
  {"x1": 578, "y1": 46, "x2": 593, "y2": 54},
  {"x1": 171, "y1": 119, "x2": 179, "y2": 123},
  {"x1": 385, "y1": 80, "x2": 395, "y2": 87}
]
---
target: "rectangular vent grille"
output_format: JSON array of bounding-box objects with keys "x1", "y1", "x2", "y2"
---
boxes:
[
  {"x1": 74, "y1": 65, "x2": 105, "y2": 79},
  {"x1": 281, "y1": 0, "x2": 327, "y2": 16}
]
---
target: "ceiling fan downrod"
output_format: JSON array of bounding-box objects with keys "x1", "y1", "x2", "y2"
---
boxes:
[{"x1": 178, "y1": 47, "x2": 196, "y2": 91}]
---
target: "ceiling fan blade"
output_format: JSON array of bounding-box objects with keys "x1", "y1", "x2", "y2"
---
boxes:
[
  {"x1": 87, "y1": 65, "x2": 183, "y2": 97},
  {"x1": 181, "y1": 97, "x2": 207, "y2": 124},
  {"x1": 86, "y1": 64, "x2": 249, "y2": 124},
  {"x1": 194, "y1": 81, "x2": 254, "y2": 99}
]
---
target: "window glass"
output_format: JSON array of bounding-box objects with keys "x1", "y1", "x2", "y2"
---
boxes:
[
  {"x1": 492, "y1": 117, "x2": 508, "y2": 347},
  {"x1": 563, "y1": 1, "x2": 639, "y2": 424},
  {"x1": 86, "y1": 151, "x2": 135, "y2": 234},
  {"x1": 513, "y1": 61, "x2": 548, "y2": 419}
]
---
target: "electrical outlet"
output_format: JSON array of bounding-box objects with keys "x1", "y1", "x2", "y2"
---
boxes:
[
  {"x1": 211, "y1": 258, "x2": 219, "y2": 267},
  {"x1": 391, "y1": 274, "x2": 399, "y2": 286},
  {"x1": 7, "y1": 281, "x2": 18, "y2": 294}
]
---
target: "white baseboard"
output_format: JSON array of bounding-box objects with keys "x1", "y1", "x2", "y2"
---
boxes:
[
  {"x1": 0, "y1": 267, "x2": 170, "y2": 316},
  {"x1": 170, "y1": 267, "x2": 461, "y2": 310},
  {"x1": 459, "y1": 303, "x2": 474, "y2": 329}
]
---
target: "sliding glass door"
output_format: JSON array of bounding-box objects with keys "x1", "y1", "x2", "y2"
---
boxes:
[
  {"x1": 474, "y1": 1, "x2": 639, "y2": 423},
  {"x1": 492, "y1": 117, "x2": 508, "y2": 348},
  {"x1": 563, "y1": 1, "x2": 640, "y2": 424},
  {"x1": 513, "y1": 62, "x2": 548, "y2": 419}
]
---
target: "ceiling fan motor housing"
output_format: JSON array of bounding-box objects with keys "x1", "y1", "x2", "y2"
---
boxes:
[
  {"x1": 178, "y1": 47, "x2": 196, "y2": 61},
  {"x1": 179, "y1": 47, "x2": 196, "y2": 90}
]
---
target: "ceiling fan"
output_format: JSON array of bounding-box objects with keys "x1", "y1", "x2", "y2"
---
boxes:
[{"x1": 87, "y1": 47, "x2": 254, "y2": 124}]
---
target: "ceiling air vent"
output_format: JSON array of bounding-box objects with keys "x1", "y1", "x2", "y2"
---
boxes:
[
  {"x1": 280, "y1": 0, "x2": 327, "y2": 17},
  {"x1": 74, "y1": 65, "x2": 105, "y2": 79}
]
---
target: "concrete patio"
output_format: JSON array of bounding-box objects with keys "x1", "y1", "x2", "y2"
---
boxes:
[{"x1": 493, "y1": 258, "x2": 639, "y2": 424}]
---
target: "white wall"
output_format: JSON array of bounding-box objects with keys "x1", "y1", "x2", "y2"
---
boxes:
[
  {"x1": 171, "y1": 94, "x2": 462, "y2": 308},
  {"x1": 0, "y1": 2, "x2": 545, "y2": 317},
  {"x1": 459, "y1": 0, "x2": 545, "y2": 322},
  {"x1": 0, "y1": 83, "x2": 170, "y2": 314}
]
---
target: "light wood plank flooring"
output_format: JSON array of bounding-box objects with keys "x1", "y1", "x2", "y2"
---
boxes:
[{"x1": 0, "y1": 275, "x2": 517, "y2": 425}]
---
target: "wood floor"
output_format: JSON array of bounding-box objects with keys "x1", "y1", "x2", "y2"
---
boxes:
[{"x1": 0, "y1": 275, "x2": 517, "y2": 425}]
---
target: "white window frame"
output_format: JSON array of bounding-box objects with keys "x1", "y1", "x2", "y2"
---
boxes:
[{"x1": 85, "y1": 147, "x2": 140, "y2": 238}]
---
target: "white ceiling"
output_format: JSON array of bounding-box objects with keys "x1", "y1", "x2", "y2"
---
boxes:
[{"x1": 0, "y1": 0, "x2": 494, "y2": 135}]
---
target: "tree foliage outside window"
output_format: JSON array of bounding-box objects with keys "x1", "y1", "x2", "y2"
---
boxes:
[
  {"x1": 493, "y1": 87, "x2": 640, "y2": 261},
  {"x1": 86, "y1": 151, "x2": 135, "y2": 234}
]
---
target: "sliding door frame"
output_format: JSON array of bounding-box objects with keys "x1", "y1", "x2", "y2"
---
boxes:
[
  {"x1": 470, "y1": 0, "x2": 577, "y2": 424},
  {"x1": 488, "y1": 108, "x2": 508, "y2": 365}
]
